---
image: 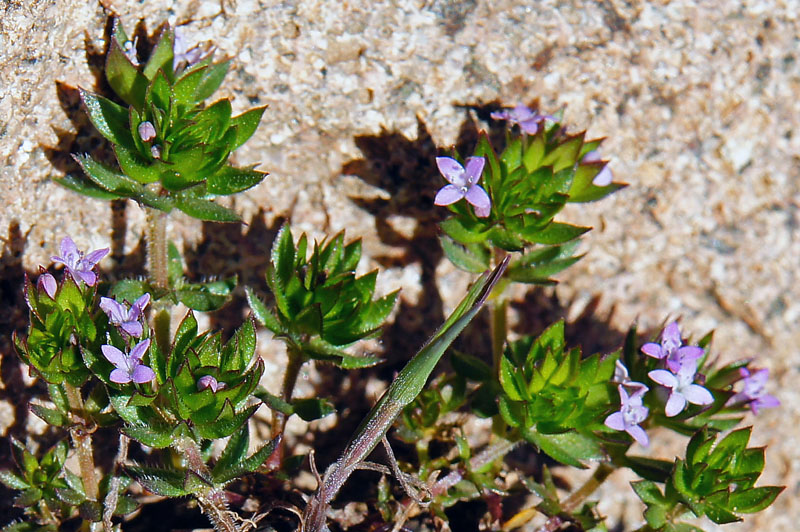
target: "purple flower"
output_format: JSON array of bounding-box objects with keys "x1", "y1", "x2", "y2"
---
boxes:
[
  {"x1": 173, "y1": 27, "x2": 205, "y2": 71},
  {"x1": 138, "y1": 121, "x2": 156, "y2": 142},
  {"x1": 641, "y1": 322, "x2": 703, "y2": 374},
  {"x1": 51, "y1": 237, "x2": 109, "y2": 287},
  {"x1": 490, "y1": 105, "x2": 554, "y2": 135},
  {"x1": 100, "y1": 293, "x2": 150, "y2": 338},
  {"x1": 197, "y1": 375, "x2": 226, "y2": 393},
  {"x1": 434, "y1": 157, "x2": 491, "y2": 217},
  {"x1": 612, "y1": 360, "x2": 649, "y2": 398},
  {"x1": 37, "y1": 273, "x2": 57, "y2": 299},
  {"x1": 102, "y1": 339, "x2": 155, "y2": 384},
  {"x1": 649, "y1": 359, "x2": 714, "y2": 417},
  {"x1": 581, "y1": 150, "x2": 613, "y2": 186},
  {"x1": 730, "y1": 368, "x2": 780, "y2": 415},
  {"x1": 122, "y1": 38, "x2": 139, "y2": 66},
  {"x1": 605, "y1": 385, "x2": 649, "y2": 446}
]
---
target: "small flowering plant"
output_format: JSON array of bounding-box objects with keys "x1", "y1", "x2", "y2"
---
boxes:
[{"x1": 2, "y1": 17, "x2": 782, "y2": 532}]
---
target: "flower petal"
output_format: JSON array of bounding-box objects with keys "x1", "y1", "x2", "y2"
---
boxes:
[
  {"x1": 641, "y1": 343, "x2": 664, "y2": 359},
  {"x1": 604, "y1": 412, "x2": 626, "y2": 431},
  {"x1": 100, "y1": 297, "x2": 127, "y2": 323},
  {"x1": 648, "y1": 369, "x2": 677, "y2": 388},
  {"x1": 38, "y1": 273, "x2": 57, "y2": 299},
  {"x1": 592, "y1": 165, "x2": 613, "y2": 186},
  {"x1": 197, "y1": 375, "x2": 218, "y2": 392},
  {"x1": 665, "y1": 392, "x2": 687, "y2": 417},
  {"x1": 74, "y1": 269, "x2": 97, "y2": 286},
  {"x1": 110, "y1": 368, "x2": 132, "y2": 383},
  {"x1": 582, "y1": 150, "x2": 602, "y2": 163},
  {"x1": 84, "y1": 247, "x2": 110, "y2": 265},
  {"x1": 683, "y1": 384, "x2": 714, "y2": 406},
  {"x1": 518, "y1": 119, "x2": 540, "y2": 135},
  {"x1": 436, "y1": 157, "x2": 467, "y2": 186},
  {"x1": 60, "y1": 237, "x2": 78, "y2": 262},
  {"x1": 132, "y1": 364, "x2": 155, "y2": 384},
  {"x1": 130, "y1": 293, "x2": 151, "y2": 319},
  {"x1": 465, "y1": 185, "x2": 491, "y2": 217},
  {"x1": 626, "y1": 425, "x2": 649, "y2": 447},
  {"x1": 102, "y1": 345, "x2": 127, "y2": 369},
  {"x1": 121, "y1": 321, "x2": 144, "y2": 338},
  {"x1": 463, "y1": 157, "x2": 485, "y2": 185},
  {"x1": 129, "y1": 339, "x2": 151, "y2": 362},
  {"x1": 662, "y1": 322, "x2": 681, "y2": 352},
  {"x1": 434, "y1": 185, "x2": 465, "y2": 206}
]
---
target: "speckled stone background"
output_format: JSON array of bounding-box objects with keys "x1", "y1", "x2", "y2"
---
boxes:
[{"x1": 1, "y1": 0, "x2": 798, "y2": 530}]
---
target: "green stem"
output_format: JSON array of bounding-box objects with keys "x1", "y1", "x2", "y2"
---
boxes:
[
  {"x1": 266, "y1": 345, "x2": 305, "y2": 470},
  {"x1": 489, "y1": 248, "x2": 508, "y2": 377},
  {"x1": 144, "y1": 204, "x2": 169, "y2": 291},
  {"x1": 63, "y1": 384, "x2": 99, "y2": 503},
  {"x1": 174, "y1": 437, "x2": 239, "y2": 532},
  {"x1": 560, "y1": 462, "x2": 614, "y2": 513}
]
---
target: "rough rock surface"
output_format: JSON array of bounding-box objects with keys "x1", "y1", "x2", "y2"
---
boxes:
[{"x1": 1, "y1": 1, "x2": 798, "y2": 530}]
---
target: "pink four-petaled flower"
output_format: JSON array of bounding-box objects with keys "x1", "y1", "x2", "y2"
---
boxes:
[
  {"x1": 641, "y1": 322, "x2": 704, "y2": 374},
  {"x1": 102, "y1": 339, "x2": 155, "y2": 385},
  {"x1": 490, "y1": 105, "x2": 554, "y2": 135},
  {"x1": 433, "y1": 156, "x2": 491, "y2": 218},
  {"x1": 730, "y1": 367, "x2": 780, "y2": 415},
  {"x1": 649, "y1": 359, "x2": 714, "y2": 417},
  {"x1": 100, "y1": 293, "x2": 150, "y2": 338},
  {"x1": 197, "y1": 375, "x2": 226, "y2": 393},
  {"x1": 604, "y1": 385, "x2": 650, "y2": 446},
  {"x1": 51, "y1": 237, "x2": 109, "y2": 287}
]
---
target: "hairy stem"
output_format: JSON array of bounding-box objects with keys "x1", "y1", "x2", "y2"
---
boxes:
[
  {"x1": 63, "y1": 384, "x2": 99, "y2": 503},
  {"x1": 144, "y1": 204, "x2": 169, "y2": 291},
  {"x1": 103, "y1": 434, "x2": 129, "y2": 531},
  {"x1": 174, "y1": 437, "x2": 239, "y2": 532}
]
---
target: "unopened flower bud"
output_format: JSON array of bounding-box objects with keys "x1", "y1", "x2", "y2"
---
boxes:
[
  {"x1": 151, "y1": 145, "x2": 162, "y2": 159},
  {"x1": 138, "y1": 121, "x2": 156, "y2": 142}
]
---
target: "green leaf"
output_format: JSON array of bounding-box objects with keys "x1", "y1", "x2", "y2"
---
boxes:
[
  {"x1": 253, "y1": 387, "x2": 294, "y2": 416},
  {"x1": 55, "y1": 175, "x2": 123, "y2": 200},
  {"x1": 440, "y1": 236, "x2": 489, "y2": 273},
  {"x1": 631, "y1": 480, "x2": 667, "y2": 505},
  {"x1": 245, "y1": 286, "x2": 284, "y2": 334},
  {"x1": 522, "y1": 427, "x2": 600, "y2": 468},
  {"x1": 726, "y1": 486, "x2": 783, "y2": 513},
  {"x1": 303, "y1": 338, "x2": 382, "y2": 369},
  {"x1": 29, "y1": 404, "x2": 68, "y2": 427},
  {"x1": 176, "y1": 277, "x2": 237, "y2": 311},
  {"x1": 213, "y1": 425, "x2": 250, "y2": 479},
  {"x1": 507, "y1": 254, "x2": 584, "y2": 284},
  {"x1": 80, "y1": 89, "x2": 135, "y2": 148},
  {"x1": 230, "y1": 106, "x2": 267, "y2": 150},
  {"x1": 211, "y1": 436, "x2": 278, "y2": 486},
  {"x1": 206, "y1": 165, "x2": 267, "y2": 196},
  {"x1": 142, "y1": 27, "x2": 175, "y2": 81},
  {"x1": 126, "y1": 465, "x2": 190, "y2": 497},
  {"x1": 173, "y1": 196, "x2": 240, "y2": 222},
  {"x1": 525, "y1": 222, "x2": 591, "y2": 245},
  {"x1": 114, "y1": 144, "x2": 160, "y2": 184},
  {"x1": 272, "y1": 224, "x2": 295, "y2": 286},
  {"x1": 194, "y1": 60, "x2": 231, "y2": 102},
  {"x1": 194, "y1": 403, "x2": 259, "y2": 440},
  {"x1": 440, "y1": 216, "x2": 490, "y2": 244},
  {"x1": 0, "y1": 470, "x2": 29, "y2": 490},
  {"x1": 122, "y1": 423, "x2": 174, "y2": 449},
  {"x1": 106, "y1": 40, "x2": 148, "y2": 109},
  {"x1": 293, "y1": 398, "x2": 335, "y2": 421}
]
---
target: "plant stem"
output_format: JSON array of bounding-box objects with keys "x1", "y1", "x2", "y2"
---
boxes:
[
  {"x1": 561, "y1": 462, "x2": 614, "y2": 513},
  {"x1": 266, "y1": 346, "x2": 305, "y2": 469},
  {"x1": 144, "y1": 204, "x2": 169, "y2": 291},
  {"x1": 63, "y1": 384, "x2": 99, "y2": 503},
  {"x1": 174, "y1": 437, "x2": 239, "y2": 532},
  {"x1": 103, "y1": 434, "x2": 129, "y2": 531},
  {"x1": 489, "y1": 247, "x2": 508, "y2": 377}
]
